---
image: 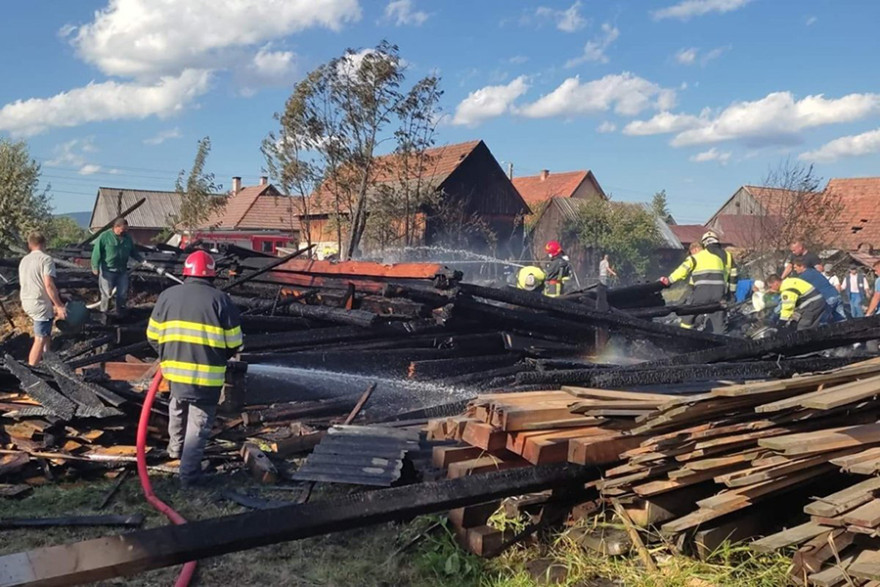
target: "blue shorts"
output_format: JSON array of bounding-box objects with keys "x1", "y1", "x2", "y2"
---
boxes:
[{"x1": 33, "y1": 320, "x2": 52, "y2": 338}]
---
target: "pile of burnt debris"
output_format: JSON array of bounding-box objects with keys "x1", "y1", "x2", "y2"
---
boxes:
[{"x1": 2, "y1": 239, "x2": 880, "y2": 586}]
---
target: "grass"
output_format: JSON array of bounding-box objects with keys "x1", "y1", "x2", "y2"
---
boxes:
[{"x1": 0, "y1": 477, "x2": 794, "y2": 586}]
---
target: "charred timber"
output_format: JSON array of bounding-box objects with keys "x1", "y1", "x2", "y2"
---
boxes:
[
  {"x1": 241, "y1": 396, "x2": 359, "y2": 426},
  {"x1": 454, "y1": 295, "x2": 595, "y2": 339},
  {"x1": 645, "y1": 315, "x2": 880, "y2": 367},
  {"x1": 408, "y1": 353, "x2": 522, "y2": 381},
  {"x1": 281, "y1": 304, "x2": 379, "y2": 328},
  {"x1": 459, "y1": 283, "x2": 728, "y2": 346},
  {"x1": 222, "y1": 246, "x2": 313, "y2": 292},
  {"x1": 625, "y1": 302, "x2": 726, "y2": 319},
  {"x1": 66, "y1": 341, "x2": 152, "y2": 369},
  {"x1": 0, "y1": 464, "x2": 592, "y2": 586}
]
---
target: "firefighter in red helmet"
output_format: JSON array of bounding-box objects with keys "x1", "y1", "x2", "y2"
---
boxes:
[
  {"x1": 544, "y1": 240, "x2": 572, "y2": 297},
  {"x1": 147, "y1": 251, "x2": 242, "y2": 487}
]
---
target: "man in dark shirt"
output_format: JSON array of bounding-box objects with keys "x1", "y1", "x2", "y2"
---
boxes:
[{"x1": 781, "y1": 239, "x2": 822, "y2": 279}]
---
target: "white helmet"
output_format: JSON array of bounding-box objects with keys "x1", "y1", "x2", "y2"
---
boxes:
[{"x1": 701, "y1": 230, "x2": 720, "y2": 246}]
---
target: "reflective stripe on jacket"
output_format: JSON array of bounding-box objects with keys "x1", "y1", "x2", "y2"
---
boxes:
[
  {"x1": 147, "y1": 279, "x2": 242, "y2": 398},
  {"x1": 779, "y1": 277, "x2": 824, "y2": 321},
  {"x1": 669, "y1": 249, "x2": 726, "y2": 288}
]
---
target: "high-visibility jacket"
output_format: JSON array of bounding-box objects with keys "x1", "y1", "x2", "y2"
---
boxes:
[
  {"x1": 669, "y1": 249, "x2": 726, "y2": 288},
  {"x1": 147, "y1": 278, "x2": 242, "y2": 401},
  {"x1": 516, "y1": 266, "x2": 545, "y2": 291},
  {"x1": 778, "y1": 277, "x2": 824, "y2": 322},
  {"x1": 544, "y1": 255, "x2": 572, "y2": 297}
]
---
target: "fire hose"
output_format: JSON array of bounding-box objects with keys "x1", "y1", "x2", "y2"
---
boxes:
[{"x1": 136, "y1": 369, "x2": 196, "y2": 587}]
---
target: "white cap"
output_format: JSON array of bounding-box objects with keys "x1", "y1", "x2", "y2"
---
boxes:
[{"x1": 754, "y1": 279, "x2": 766, "y2": 292}]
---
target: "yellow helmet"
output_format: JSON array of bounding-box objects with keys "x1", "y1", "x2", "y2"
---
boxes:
[
  {"x1": 701, "y1": 230, "x2": 720, "y2": 246},
  {"x1": 517, "y1": 266, "x2": 546, "y2": 291}
]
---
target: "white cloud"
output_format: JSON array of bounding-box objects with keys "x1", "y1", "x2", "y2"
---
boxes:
[
  {"x1": 508, "y1": 55, "x2": 529, "y2": 65},
  {"x1": 237, "y1": 45, "x2": 297, "y2": 95},
  {"x1": 0, "y1": 69, "x2": 212, "y2": 136},
  {"x1": 623, "y1": 111, "x2": 706, "y2": 135},
  {"x1": 806, "y1": 15, "x2": 818, "y2": 26},
  {"x1": 384, "y1": 0, "x2": 429, "y2": 26},
  {"x1": 597, "y1": 121, "x2": 617, "y2": 133},
  {"x1": 144, "y1": 127, "x2": 183, "y2": 145},
  {"x1": 623, "y1": 91, "x2": 880, "y2": 149},
  {"x1": 800, "y1": 128, "x2": 880, "y2": 162},
  {"x1": 672, "y1": 91, "x2": 880, "y2": 147},
  {"x1": 653, "y1": 0, "x2": 752, "y2": 21},
  {"x1": 535, "y1": 1, "x2": 587, "y2": 32},
  {"x1": 452, "y1": 76, "x2": 529, "y2": 126},
  {"x1": 566, "y1": 23, "x2": 620, "y2": 66},
  {"x1": 675, "y1": 48, "x2": 697, "y2": 65},
  {"x1": 46, "y1": 138, "x2": 97, "y2": 167},
  {"x1": 69, "y1": 0, "x2": 361, "y2": 78},
  {"x1": 519, "y1": 73, "x2": 675, "y2": 118},
  {"x1": 78, "y1": 164, "x2": 104, "y2": 175},
  {"x1": 674, "y1": 46, "x2": 728, "y2": 66},
  {"x1": 690, "y1": 147, "x2": 731, "y2": 163}
]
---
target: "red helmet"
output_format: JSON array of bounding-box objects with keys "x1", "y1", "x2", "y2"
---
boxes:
[
  {"x1": 183, "y1": 250, "x2": 216, "y2": 277},
  {"x1": 545, "y1": 240, "x2": 562, "y2": 257}
]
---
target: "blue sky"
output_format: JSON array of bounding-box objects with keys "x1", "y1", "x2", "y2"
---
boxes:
[{"x1": 2, "y1": 0, "x2": 880, "y2": 223}]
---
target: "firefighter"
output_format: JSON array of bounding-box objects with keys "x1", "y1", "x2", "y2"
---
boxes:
[
  {"x1": 701, "y1": 230, "x2": 738, "y2": 300},
  {"x1": 544, "y1": 240, "x2": 571, "y2": 297},
  {"x1": 515, "y1": 265, "x2": 546, "y2": 292},
  {"x1": 661, "y1": 237, "x2": 727, "y2": 333},
  {"x1": 147, "y1": 251, "x2": 243, "y2": 487},
  {"x1": 765, "y1": 273, "x2": 828, "y2": 331}
]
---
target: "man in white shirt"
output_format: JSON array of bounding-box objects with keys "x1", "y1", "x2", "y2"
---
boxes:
[
  {"x1": 18, "y1": 232, "x2": 66, "y2": 365},
  {"x1": 599, "y1": 254, "x2": 617, "y2": 285},
  {"x1": 823, "y1": 264, "x2": 841, "y2": 292}
]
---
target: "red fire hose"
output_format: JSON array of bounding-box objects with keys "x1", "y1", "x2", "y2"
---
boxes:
[{"x1": 137, "y1": 369, "x2": 197, "y2": 587}]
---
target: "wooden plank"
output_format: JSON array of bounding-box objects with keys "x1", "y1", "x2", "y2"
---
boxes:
[
  {"x1": 807, "y1": 552, "x2": 857, "y2": 587},
  {"x1": 432, "y1": 446, "x2": 487, "y2": 469},
  {"x1": 446, "y1": 456, "x2": 527, "y2": 479},
  {"x1": 842, "y1": 547, "x2": 880, "y2": 581},
  {"x1": 101, "y1": 362, "x2": 155, "y2": 382},
  {"x1": 462, "y1": 422, "x2": 508, "y2": 452},
  {"x1": 448, "y1": 501, "x2": 500, "y2": 529},
  {"x1": 241, "y1": 443, "x2": 278, "y2": 484},
  {"x1": 712, "y1": 360, "x2": 880, "y2": 398},
  {"x1": 269, "y1": 432, "x2": 325, "y2": 458},
  {"x1": 792, "y1": 529, "x2": 856, "y2": 575},
  {"x1": 849, "y1": 458, "x2": 880, "y2": 476},
  {"x1": 751, "y1": 521, "x2": 829, "y2": 553},
  {"x1": 567, "y1": 434, "x2": 643, "y2": 466},
  {"x1": 843, "y1": 499, "x2": 880, "y2": 528},
  {"x1": 517, "y1": 427, "x2": 608, "y2": 465},
  {"x1": 717, "y1": 448, "x2": 863, "y2": 488},
  {"x1": 799, "y1": 374, "x2": 880, "y2": 411},
  {"x1": 758, "y1": 423, "x2": 880, "y2": 456},
  {"x1": 830, "y1": 447, "x2": 880, "y2": 470},
  {"x1": 561, "y1": 386, "x2": 679, "y2": 402},
  {"x1": 804, "y1": 477, "x2": 880, "y2": 518},
  {"x1": 0, "y1": 515, "x2": 144, "y2": 529}
]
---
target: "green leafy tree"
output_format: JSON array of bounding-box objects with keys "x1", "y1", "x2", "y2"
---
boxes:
[
  {"x1": 563, "y1": 199, "x2": 663, "y2": 279},
  {"x1": 171, "y1": 137, "x2": 224, "y2": 235},
  {"x1": 264, "y1": 41, "x2": 444, "y2": 259},
  {"x1": 48, "y1": 216, "x2": 88, "y2": 248},
  {"x1": 0, "y1": 139, "x2": 52, "y2": 253},
  {"x1": 652, "y1": 189, "x2": 674, "y2": 224}
]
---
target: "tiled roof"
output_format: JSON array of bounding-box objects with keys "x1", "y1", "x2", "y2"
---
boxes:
[
  {"x1": 308, "y1": 140, "x2": 483, "y2": 214},
  {"x1": 90, "y1": 188, "x2": 183, "y2": 229},
  {"x1": 669, "y1": 224, "x2": 708, "y2": 245},
  {"x1": 743, "y1": 185, "x2": 822, "y2": 216},
  {"x1": 511, "y1": 171, "x2": 589, "y2": 208},
  {"x1": 203, "y1": 184, "x2": 300, "y2": 231},
  {"x1": 712, "y1": 214, "x2": 776, "y2": 249},
  {"x1": 826, "y1": 177, "x2": 880, "y2": 251}
]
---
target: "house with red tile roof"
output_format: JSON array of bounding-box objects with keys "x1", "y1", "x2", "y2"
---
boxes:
[
  {"x1": 301, "y1": 139, "x2": 529, "y2": 257},
  {"x1": 825, "y1": 177, "x2": 880, "y2": 252},
  {"x1": 188, "y1": 176, "x2": 302, "y2": 254},
  {"x1": 511, "y1": 169, "x2": 606, "y2": 215}
]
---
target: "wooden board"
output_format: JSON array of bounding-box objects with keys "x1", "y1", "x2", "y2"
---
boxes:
[
  {"x1": 446, "y1": 456, "x2": 527, "y2": 479},
  {"x1": 850, "y1": 549, "x2": 880, "y2": 582},
  {"x1": 804, "y1": 477, "x2": 880, "y2": 518},
  {"x1": 751, "y1": 521, "x2": 829, "y2": 553},
  {"x1": 461, "y1": 422, "x2": 508, "y2": 452},
  {"x1": 568, "y1": 434, "x2": 643, "y2": 466}
]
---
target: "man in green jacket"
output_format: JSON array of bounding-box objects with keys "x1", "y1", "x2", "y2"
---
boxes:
[{"x1": 91, "y1": 218, "x2": 142, "y2": 315}]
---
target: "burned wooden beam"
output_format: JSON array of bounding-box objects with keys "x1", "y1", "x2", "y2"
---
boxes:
[
  {"x1": 408, "y1": 354, "x2": 522, "y2": 381},
  {"x1": 241, "y1": 396, "x2": 360, "y2": 426},
  {"x1": 625, "y1": 302, "x2": 726, "y2": 319},
  {"x1": 0, "y1": 464, "x2": 591, "y2": 586},
  {"x1": 647, "y1": 316, "x2": 880, "y2": 367},
  {"x1": 0, "y1": 514, "x2": 144, "y2": 530},
  {"x1": 222, "y1": 246, "x2": 313, "y2": 292},
  {"x1": 2, "y1": 354, "x2": 76, "y2": 420},
  {"x1": 459, "y1": 283, "x2": 728, "y2": 346},
  {"x1": 66, "y1": 341, "x2": 152, "y2": 370},
  {"x1": 282, "y1": 304, "x2": 378, "y2": 328}
]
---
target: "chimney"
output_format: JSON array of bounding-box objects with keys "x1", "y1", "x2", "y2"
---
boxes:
[
  {"x1": 507, "y1": 162, "x2": 514, "y2": 180},
  {"x1": 540, "y1": 169, "x2": 550, "y2": 181},
  {"x1": 231, "y1": 176, "x2": 242, "y2": 195},
  {"x1": 259, "y1": 175, "x2": 268, "y2": 186}
]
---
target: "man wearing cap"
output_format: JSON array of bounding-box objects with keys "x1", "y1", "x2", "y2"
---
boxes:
[{"x1": 146, "y1": 251, "x2": 242, "y2": 487}]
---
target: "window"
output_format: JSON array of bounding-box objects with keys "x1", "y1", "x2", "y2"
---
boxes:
[{"x1": 261, "y1": 241, "x2": 274, "y2": 253}]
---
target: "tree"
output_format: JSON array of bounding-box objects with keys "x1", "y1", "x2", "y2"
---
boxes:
[
  {"x1": 264, "y1": 41, "x2": 443, "y2": 259},
  {"x1": 652, "y1": 190, "x2": 674, "y2": 224},
  {"x1": 745, "y1": 158, "x2": 843, "y2": 266},
  {"x1": 563, "y1": 199, "x2": 663, "y2": 279},
  {"x1": 48, "y1": 216, "x2": 87, "y2": 248},
  {"x1": 0, "y1": 139, "x2": 52, "y2": 253},
  {"x1": 171, "y1": 137, "x2": 224, "y2": 236}
]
